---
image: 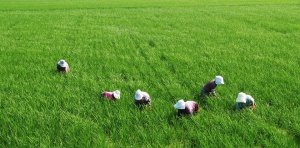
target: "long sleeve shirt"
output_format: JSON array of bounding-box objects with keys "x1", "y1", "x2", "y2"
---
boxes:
[
  {"x1": 236, "y1": 98, "x2": 255, "y2": 110},
  {"x1": 57, "y1": 64, "x2": 69, "y2": 72},
  {"x1": 203, "y1": 80, "x2": 217, "y2": 93},
  {"x1": 101, "y1": 92, "x2": 114, "y2": 100},
  {"x1": 134, "y1": 92, "x2": 151, "y2": 105},
  {"x1": 178, "y1": 101, "x2": 199, "y2": 116}
]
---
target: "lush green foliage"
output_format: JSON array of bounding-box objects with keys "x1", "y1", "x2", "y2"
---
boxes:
[{"x1": 0, "y1": 0, "x2": 299, "y2": 147}]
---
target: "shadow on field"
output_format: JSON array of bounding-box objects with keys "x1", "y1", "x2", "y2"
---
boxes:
[
  {"x1": 294, "y1": 133, "x2": 300, "y2": 146},
  {"x1": 136, "y1": 105, "x2": 152, "y2": 111},
  {"x1": 50, "y1": 70, "x2": 59, "y2": 75},
  {"x1": 194, "y1": 94, "x2": 209, "y2": 110},
  {"x1": 232, "y1": 105, "x2": 237, "y2": 111},
  {"x1": 166, "y1": 112, "x2": 198, "y2": 126},
  {"x1": 166, "y1": 113, "x2": 176, "y2": 123},
  {"x1": 166, "y1": 113, "x2": 182, "y2": 126},
  {"x1": 50, "y1": 70, "x2": 68, "y2": 76}
]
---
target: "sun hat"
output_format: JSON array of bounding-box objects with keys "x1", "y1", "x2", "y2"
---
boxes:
[
  {"x1": 215, "y1": 76, "x2": 224, "y2": 85},
  {"x1": 246, "y1": 95, "x2": 254, "y2": 102},
  {"x1": 236, "y1": 92, "x2": 246, "y2": 103},
  {"x1": 134, "y1": 89, "x2": 143, "y2": 100},
  {"x1": 113, "y1": 90, "x2": 121, "y2": 99},
  {"x1": 58, "y1": 59, "x2": 68, "y2": 67},
  {"x1": 174, "y1": 99, "x2": 186, "y2": 109}
]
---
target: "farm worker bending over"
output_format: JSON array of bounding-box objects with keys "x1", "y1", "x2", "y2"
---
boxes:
[
  {"x1": 174, "y1": 99, "x2": 199, "y2": 117},
  {"x1": 134, "y1": 89, "x2": 152, "y2": 109},
  {"x1": 201, "y1": 76, "x2": 224, "y2": 96},
  {"x1": 57, "y1": 59, "x2": 70, "y2": 73},
  {"x1": 101, "y1": 90, "x2": 121, "y2": 100},
  {"x1": 235, "y1": 92, "x2": 256, "y2": 110}
]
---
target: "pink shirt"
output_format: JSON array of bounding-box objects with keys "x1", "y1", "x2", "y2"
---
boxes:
[
  {"x1": 185, "y1": 101, "x2": 199, "y2": 113},
  {"x1": 101, "y1": 92, "x2": 114, "y2": 99},
  {"x1": 177, "y1": 101, "x2": 199, "y2": 116}
]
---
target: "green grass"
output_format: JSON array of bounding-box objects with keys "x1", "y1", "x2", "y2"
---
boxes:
[
  {"x1": 0, "y1": 0, "x2": 300, "y2": 147},
  {"x1": 0, "y1": 0, "x2": 299, "y2": 10}
]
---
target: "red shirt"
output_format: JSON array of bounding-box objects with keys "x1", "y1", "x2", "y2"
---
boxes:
[{"x1": 101, "y1": 92, "x2": 114, "y2": 100}]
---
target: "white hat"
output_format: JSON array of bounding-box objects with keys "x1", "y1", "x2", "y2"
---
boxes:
[
  {"x1": 113, "y1": 90, "x2": 121, "y2": 99},
  {"x1": 236, "y1": 92, "x2": 246, "y2": 103},
  {"x1": 215, "y1": 76, "x2": 224, "y2": 85},
  {"x1": 246, "y1": 95, "x2": 254, "y2": 102},
  {"x1": 58, "y1": 59, "x2": 68, "y2": 67},
  {"x1": 174, "y1": 99, "x2": 186, "y2": 109},
  {"x1": 134, "y1": 89, "x2": 143, "y2": 100}
]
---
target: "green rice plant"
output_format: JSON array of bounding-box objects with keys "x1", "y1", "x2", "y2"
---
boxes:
[{"x1": 0, "y1": 0, "x2": 299, "y2": 147}]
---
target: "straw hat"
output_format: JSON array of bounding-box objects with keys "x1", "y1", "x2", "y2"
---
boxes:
[
  {"x1": 58, "y1": 59, "x2": 68, "y2": 67},
  {"x1": 134, "y1": 89, "x2": 143, "y2": 100},
  {"x1": 113, "y1": 90, "x2": 121, "y2": 99},
  {"x1": 215, "y1": 76, "x2": 224, "y2": 85},
  {"x1": 174, "y1": 99, "x2": 186, "y2": 109},
  {"x1": 236, "y1": 92, "x2": 246, "y2": 103}
]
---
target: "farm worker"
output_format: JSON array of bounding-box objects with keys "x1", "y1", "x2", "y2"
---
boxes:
[
  {"x1": 201, "y1": 76, "x2": 224, "y2": 96},
  {"x1": 57, "y1": 59, "x2": 70, "y2": 73},
  {"x1": 134, "y1": 89, "x2": 152, "y2": 108},
  {"x1": 101, "y1": 90, "x2": 121, "y2": 100},
  {"x1": 235, "y1": 92, "x2": 256, "y2": 110},
  {"x1": 174, "y1": 99, "x2": 199, "y2": 116}
]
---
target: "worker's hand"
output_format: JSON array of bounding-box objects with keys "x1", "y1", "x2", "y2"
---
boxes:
[{"x1": 251, "y1": 104, "x2": 255, "y2": 110}]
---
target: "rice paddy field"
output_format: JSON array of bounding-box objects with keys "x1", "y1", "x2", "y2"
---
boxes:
[{"x1": 0, "y1": 0, "x2": 300, "y2": 147}]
